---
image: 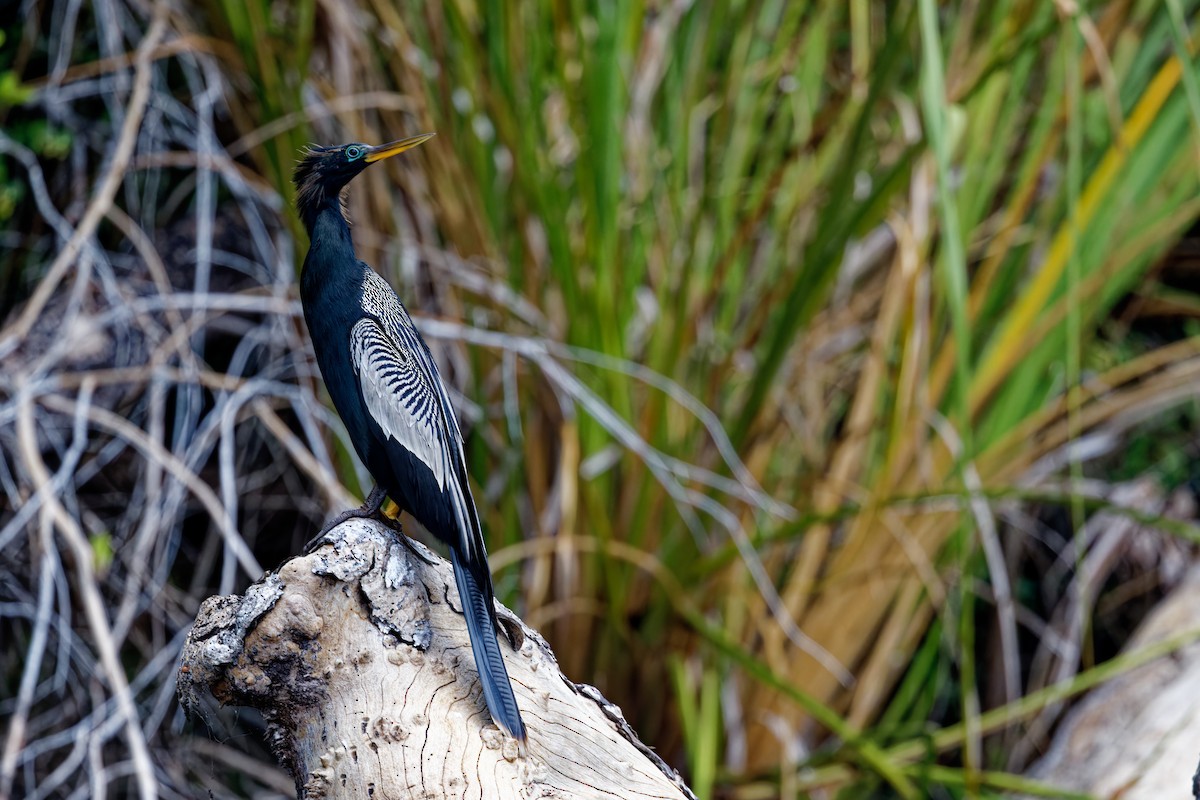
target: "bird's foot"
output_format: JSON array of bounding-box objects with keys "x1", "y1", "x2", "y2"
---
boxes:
[{"x1": 304, "y1": 485, "x2": 394, "y2": 552}]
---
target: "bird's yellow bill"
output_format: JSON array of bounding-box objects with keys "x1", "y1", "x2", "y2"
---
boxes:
[{"x1": 365, "y1": 133, "x2": 436, "y2": 162}]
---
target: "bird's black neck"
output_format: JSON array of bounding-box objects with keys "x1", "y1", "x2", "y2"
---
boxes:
[
  {"x1": 300, "y1": 201, "x2": 359, "y2": 300},
  {"x1": 304, "y1": 199, "x2": 354, "y2": 253},
  {"x1": 297, "y1": 184, "x2": 349, "y2": 236}
]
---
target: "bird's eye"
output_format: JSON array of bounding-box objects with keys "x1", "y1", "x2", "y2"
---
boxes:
[{"x1": 345, "y1": 146, "x2": 364, "y2": 161}]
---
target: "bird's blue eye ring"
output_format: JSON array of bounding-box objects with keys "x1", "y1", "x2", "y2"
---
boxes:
[{"x1": 345, "y1": 145, "x2": 364, "y2": 161}]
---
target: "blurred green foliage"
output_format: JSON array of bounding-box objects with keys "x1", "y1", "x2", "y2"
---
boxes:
[
  {"x1": 7, "y1": 1, "x2": 1200, "y2": 797},
  {"x1": 183, "y1": 1, "x2": 1200, "y2": 796}
]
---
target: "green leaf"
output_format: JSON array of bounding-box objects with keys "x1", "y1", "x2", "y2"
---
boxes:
[
  {"x1": 0, "y1": 71, "x2": 34, "y2": 107},
  {"x1": 90, "y1": 532, "x2": 114, "y2": 573}
]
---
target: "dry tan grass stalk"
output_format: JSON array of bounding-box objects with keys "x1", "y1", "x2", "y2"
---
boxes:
[
  {"x1": 14, "y1": 382, "x2": 158, "y2": 800},
  {"x1": 253, "y1": 399, "x2": 356, "y2": 511}
]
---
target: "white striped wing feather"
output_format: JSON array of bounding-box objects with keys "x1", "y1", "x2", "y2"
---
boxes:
[
  {"x1": 356, "y1": 267, "x2": 483, "y2": 562},
  {"x1": 350, "y1": 317, "x2": 450, "y2": 491}
]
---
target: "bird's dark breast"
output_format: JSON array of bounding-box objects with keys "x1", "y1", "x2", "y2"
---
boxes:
[
  {"x1": 301, "y1": 238, "x2": 464, "y2": 545},
  {"x1": 302, "y1": 277, "x2": 460, "y2": 542},
  {"x1": 301, "y1": 242, "x2": 380, "y2": 480}
]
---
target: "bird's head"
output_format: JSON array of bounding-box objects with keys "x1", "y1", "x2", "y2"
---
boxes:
[{"x1": 293, "y1": 134, "x2": 435, "y2": 230}]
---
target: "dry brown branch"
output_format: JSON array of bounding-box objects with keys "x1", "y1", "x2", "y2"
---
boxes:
[
  {"x1": 37, "y1": 392, "x2": 264, "y2": 578},
  {"x1": 252, "y1": 400, "x2": 357, "y2": 511}
]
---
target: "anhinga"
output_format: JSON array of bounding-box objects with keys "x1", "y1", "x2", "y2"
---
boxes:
[{"x1": 293, "y1": 135, "x2": 526, "y2": 743}]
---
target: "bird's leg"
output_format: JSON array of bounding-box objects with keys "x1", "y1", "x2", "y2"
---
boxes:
[{"x1": 304, "y1": 484, "x2": 392, "y2": 552}]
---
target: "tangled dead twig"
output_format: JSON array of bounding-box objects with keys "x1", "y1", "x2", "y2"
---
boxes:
[
  {"x1": 0, "y1": 3, "x2": 326, "y2": 796},
  {"x1": 0, "y1": 4, "x2": 792, "y2": 798},
  {"x1": 0, "y1": 5, "x2": 167, "y2": 358}
]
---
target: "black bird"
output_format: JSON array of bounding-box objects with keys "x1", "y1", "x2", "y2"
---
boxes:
[{"x1": 293, "y1": 135, "x2": 526, "y2": 743}]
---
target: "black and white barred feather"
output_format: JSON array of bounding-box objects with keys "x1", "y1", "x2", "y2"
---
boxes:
[{"x1": 351, "y1": 268, "x2": 481, "y2": 561}]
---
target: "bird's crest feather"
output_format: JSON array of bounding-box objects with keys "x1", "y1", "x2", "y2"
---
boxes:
[{"x1": 293, "y1": 144, "x2": 352, "y2": 227}]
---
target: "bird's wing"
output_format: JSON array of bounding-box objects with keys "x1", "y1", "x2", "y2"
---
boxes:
[
  {"x1": 355, "y1": 270, "x2": 524, "y2": 739},
  {"x1": 363, "y1": 271, "x2": 467, "y2": 444},
  {"x1": 355, "y1": 269, "x2": 484, "y2": 563},
  {"x1": 350, "y1": 316, "x2": 451, "y2": 493}
]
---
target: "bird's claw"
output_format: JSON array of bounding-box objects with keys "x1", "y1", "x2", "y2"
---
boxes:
[{"x1": 304, "y1": 485, "x2": 396, "y2": 553}]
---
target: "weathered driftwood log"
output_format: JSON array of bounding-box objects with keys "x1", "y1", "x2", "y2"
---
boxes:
[
  {"x1": 178, "y1": 518, "x2": 695, "y2": 800},
  {"x1": 1023, "y1": 559, "x2": 1200, "y2": 800}
]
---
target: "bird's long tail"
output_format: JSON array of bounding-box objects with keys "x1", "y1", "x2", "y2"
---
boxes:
[{"x1": 450, "y1": 549, "x2": 527, "y2": 742}]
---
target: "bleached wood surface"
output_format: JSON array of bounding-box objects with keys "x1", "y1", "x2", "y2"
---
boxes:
[
  {"x1": 1024, "y1": 560, "x2": 1200, "y2": 800},
  {"x1": 178, "y1": 518, "x2": 695, "y2": 800}
]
